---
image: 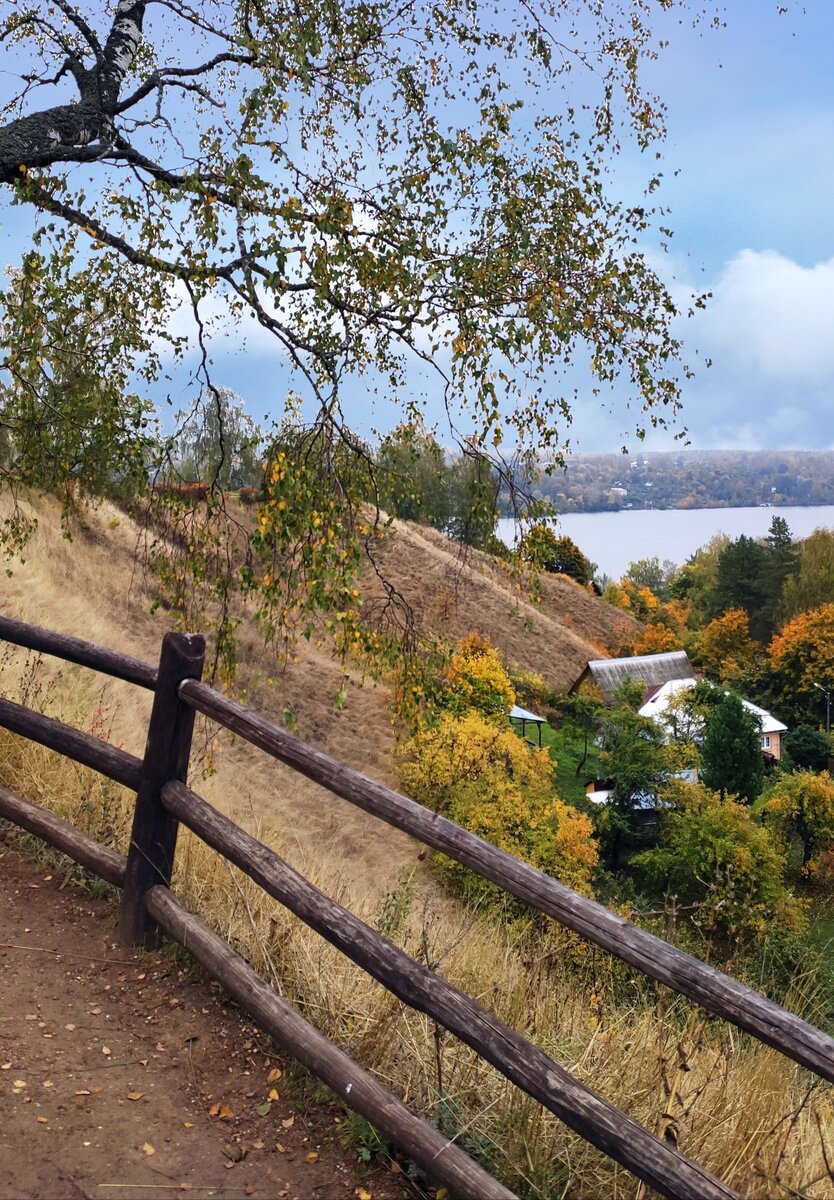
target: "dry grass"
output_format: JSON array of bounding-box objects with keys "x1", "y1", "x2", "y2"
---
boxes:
[
  {"x1": 0, "y1": 647, "x2": 832, "y2": 1198},
  {"x1": 362, "y1": 520, "x2": 641, "y2": 690}
]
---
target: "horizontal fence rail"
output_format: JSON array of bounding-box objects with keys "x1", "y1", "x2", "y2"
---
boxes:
[
  {"x1": 0, "y1": 783, "x2": 127, "y2": 888},
  {"x1": 178, "y1": 678, "x2": 834, "y2": 1086},
  {"x1": 145, "y1": 885, "x2": 518, "y2": 1200},
  {"x1": 0, "y1": 614, "x2": 157, "y2": 690},
  {"x1": 162, "y1": 778, "x2": 739, "y2": 1200},
  {"x1": 0, "y1": 695, "x2": 142, "y2": 790}
]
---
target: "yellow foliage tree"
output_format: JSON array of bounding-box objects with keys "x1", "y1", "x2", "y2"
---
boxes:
[
  {"x1": 696, "y1": 608, "x2": 761, "y2": 683},
  {"x1": 769, "y1": 604, "x2": 834, "y2": 710},
  {"x1": 401, "y1": 711, "x2": 597, "y2": 897},
  {"x1": 442, "y1": 633, "x2": 516, "y2": 721}
]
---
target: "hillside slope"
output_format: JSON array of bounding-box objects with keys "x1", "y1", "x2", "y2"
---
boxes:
[
  {"x1": 0, "y1": 495, "x2": 637, "y2": 886},
  {"x1": 365, "y1": 519, "x2": 641, "y2": 688}
]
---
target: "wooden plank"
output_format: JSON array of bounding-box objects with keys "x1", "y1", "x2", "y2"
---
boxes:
[
  {"x1": 145, "y1": 885, "x2": 518, "y2": 1200},
  {"x1": 162, "y1": 779, "x2": 740, "y2": 1200},
  {"x1": 178, "y1": 679, "x2": 834, "y2": 1085},
  {"x1": 0, "y1": 694, "x2": 142, "y2": 789},
  {"x1": 119, "y1": 633, "x2": 204, "y2": 949},
  {"x1": 0, "y1": 784, "x2": 126, "y2": 887},
  {"x1": 0, "y1": 614, "x2": 157, "y2": 689}
]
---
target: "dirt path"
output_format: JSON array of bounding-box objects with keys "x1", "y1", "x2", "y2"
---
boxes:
[{"x1": 0, "y1": 849, "x2": 413, "y2": 1200}]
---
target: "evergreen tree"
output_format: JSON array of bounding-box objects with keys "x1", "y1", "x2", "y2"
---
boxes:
[
  {"x1": 700, "y1": 693, "x2": 764, "y2": 803},
  {"x1": 709, "y1": 535, "x2": 771, "y2": 642}
]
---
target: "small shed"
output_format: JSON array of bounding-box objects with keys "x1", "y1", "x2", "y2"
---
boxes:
[
  {"x1": 509, "y1": 704, "x2": 546, "y2": 747},
  {"x1": 571, "y1": 651, "x2": 696, "y2": 705}
]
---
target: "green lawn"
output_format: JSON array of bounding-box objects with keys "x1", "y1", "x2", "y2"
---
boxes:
[{"x1": 516, "y1": 720, "x2": 601, "y2": 807}]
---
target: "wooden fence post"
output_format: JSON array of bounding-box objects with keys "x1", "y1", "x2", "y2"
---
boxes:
[{"x1": 119, "y1": 632, "x2": 205, "y2": 948}]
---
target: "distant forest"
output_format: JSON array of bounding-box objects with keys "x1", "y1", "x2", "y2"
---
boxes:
[{"x1": 520, "y1": 450, "x2": 834, "y2": 513}]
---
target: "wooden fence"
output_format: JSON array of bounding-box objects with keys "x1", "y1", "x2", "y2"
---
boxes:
[{"x1": 0, "y1": 613, "x2": 832, "y2": 1200}]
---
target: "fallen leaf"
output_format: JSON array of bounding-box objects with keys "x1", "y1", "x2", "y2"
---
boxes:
[
  {"x1": 64, "y1": 1024, "x2": 76, "y2": 1032},
  {"x1": 281, "y1": 1116, "x2": 294, "y2": 1130},
  {"x1": 90, "y1": 1087, "x2": 102, "y2": 1095},
  {"x1": 224, "y1": 1162, "x2": 236, "y2": 1170},
  {"x1": 209, "y1": 1103, "x2": 221, "y2": 1117},
  {"x1": 127, "y1": 1092, "x2": 144, "y2": 1102},
  {"x1": 0, "y1": 1063, "x2": 10, "y2": 1071},
  {"x1": 222, "y1": 1144, "x2": 245, "y2": 1163},
  {"x1": 356, "y1": 1190, "x2": 373, "y2": 1200},
  {"x1": 305, "y1": 1152, "x2": 319, "y2": 1164},
  {"x1": 179, "y1": 1185, "x2": 192, "y2": 1192},
  {"x1": 36, "y1": 1116, "x2": 48, "y2": 1124},
  {"x1": 219, "y1": 1104, "x2": 234, "y2": 1120},
  {"x1": 275, "y1": 1142, "x2": 285, "y2": 1154},
  {"x1": 183, "y1": 1122, "x2": 194, "y2": 1129},
  {"x1": 267, "y1": 1068, "x2": 282, "y2": 1083},
  {"x1": 436, "y1": 1190, "x2": 448, "y2": 1200},
  {"x1": 267, "y1": 1088, "x2": 279, "y2": 1102},
  {"x1": 101, "y1": 1046, "x2": 111, "y2": 1057},
  {"x1": 142, "y1": 1143, "x2": 155, "y2": 1156},
  {"x1": 74, "y1": 1090, "x2": 91, "y2": 1097},
  {"x1": 89, "y1": 1007, "x2": 102, "y2": 1016},
  {"x1": 255, "y1": 1102, "x2": 271, "y2": 1117},
  {"x1": 13, "y1": 1080, "x2": 26, "y2": 1088},
  {"x1": 244, "y1": 1189, "x2": 255, "y2": 1197}
]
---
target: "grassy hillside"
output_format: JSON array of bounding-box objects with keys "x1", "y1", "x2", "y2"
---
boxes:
[
  {"x1": 1, "y1": 494, "x2": 831, "y2": 1198},
  {"x1": 0, "y1": 495, "x2": 635, "y2": 885}
]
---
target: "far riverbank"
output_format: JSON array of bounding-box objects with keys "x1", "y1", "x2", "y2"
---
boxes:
[{"x1": 496, "y1": 505, "x2": 834, "y2": 581}]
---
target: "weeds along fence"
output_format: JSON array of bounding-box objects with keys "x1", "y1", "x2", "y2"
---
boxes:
[{"x1": 0, "y1": 616, "x2": 832, "y2": 1200}]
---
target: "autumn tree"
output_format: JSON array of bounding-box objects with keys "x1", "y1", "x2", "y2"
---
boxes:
[
  {"x1": 762, "y1": 771, "x2": 834, "y2": 870},
  {"x1": 401, "y1": 635, "x2": 597, "y2": 901},
  {"x1": 0, "y1": 0, "x2": 700, "y2": 663},
  {"x1": 769, "y1": 604, "x2": 834, "y2": 720},
  {"x1": 518, "y1": 525, "x2": 594, "y2": 585},
  {"x1": 695, "y1": 608, "x2": 762, "y2": 685},
  {"x1": 700, "y1": 692, "x2": 764, "y2": 803}
]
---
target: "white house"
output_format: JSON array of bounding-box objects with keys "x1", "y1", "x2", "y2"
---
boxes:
[{"x1": 638, "y1": 678, "x2": 788, "y2": 761}]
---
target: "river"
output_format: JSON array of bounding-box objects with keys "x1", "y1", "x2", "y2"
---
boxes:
[{"x1": 496, "y1": 505, "x2": 834, "y2": 581}]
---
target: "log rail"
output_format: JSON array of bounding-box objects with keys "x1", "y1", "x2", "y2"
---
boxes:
[{"x1": 0, "y1": 616, "x2": 829, "y2": 1200}]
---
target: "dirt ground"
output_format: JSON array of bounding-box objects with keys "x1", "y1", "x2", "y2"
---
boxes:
[{"x1": 0, "y1": 849, "x2": 416, "y2": 1200}]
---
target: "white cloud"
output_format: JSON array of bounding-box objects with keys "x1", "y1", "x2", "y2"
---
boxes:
[{"x1": 689, "y1": 249, "x2": 834, "y2": 381}]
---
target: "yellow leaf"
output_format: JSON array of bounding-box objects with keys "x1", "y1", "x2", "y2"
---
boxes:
[
  {"x1": 209, "y1": 1103, "x2": 220, "y2": 1117},
  {"x1": 183, "y1": 1122, "x2": 194, "y2": 1129},
  {"x1": 127, "y1": 1092, "x2": 144, "y2": 1101},
  {"x1": 13, "y1": 1080, "x2": 26, "y2": 1088},
  {"x1": 101, "y1": 1046, "x2": 111, "y2": 1057},
  {"x1": 267, "y1": 1088, "x2": 280, "y2": 1101},
  {"x1": 219, "y1": 1104, "x2": 234, "y2": 1119},
  {"x1": 142, "y1": 1143, "x2": 155, "y2": 1156},
  {"x1": 0, "y1": 1063, "x2": 10, "y2": 1070},
  {"x1": 305, "y1": 1152, "x2": 319, "y2": 1164},
  {"x1": 36, "y1": 1116, "x2": 48, "y2": 1124},
  {"x1": 267, "y1": 1068, "x2": 282, "y2": 1083},
  {"x1": 356, "y1": 1190, "x2": 373, "y2": 1200}
]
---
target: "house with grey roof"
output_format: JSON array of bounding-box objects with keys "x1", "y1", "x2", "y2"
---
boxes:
[{"x1": 570, "y1": 650, "x2": 696, "y2": 705}]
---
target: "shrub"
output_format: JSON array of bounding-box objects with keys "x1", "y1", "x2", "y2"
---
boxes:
[{"x1": 633, "y1": 782, "x2": 804, "y2": 942}]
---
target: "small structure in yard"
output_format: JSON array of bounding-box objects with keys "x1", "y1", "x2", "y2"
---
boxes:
[
  {"x1": 571, "y1": 650, "x2": 696, "y2": 705},
  {"x1": 509, "y1": 703, "x2": 546, "y2": 747}
]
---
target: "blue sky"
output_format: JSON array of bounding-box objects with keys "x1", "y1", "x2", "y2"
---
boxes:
[{"x1": 2, "y1": 2, "x2": 833, "y2": 455}]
